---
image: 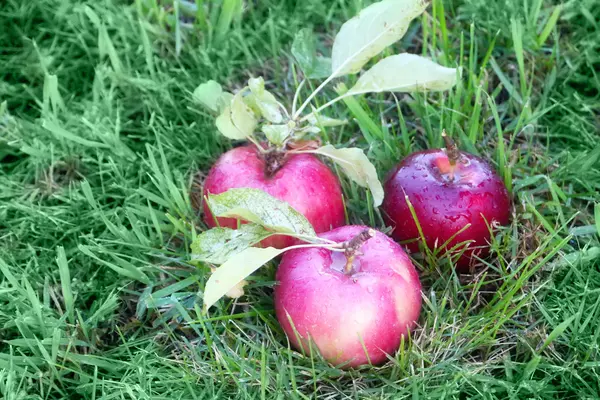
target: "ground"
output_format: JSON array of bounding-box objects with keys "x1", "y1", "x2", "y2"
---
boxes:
[{"x1": 1, "y1": 0, "x2": 599, "y2": 398}]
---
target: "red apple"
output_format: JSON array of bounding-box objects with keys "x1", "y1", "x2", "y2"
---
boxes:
[
  {"x1": 381, "y1": 145, "x2": 511, "y2": 271},
  {"x1": 201, "y1": 144, "x2": 346, "y2": 248},
  {"x1": 274, "y1": 225, "x2": 422, "y2": 368}
]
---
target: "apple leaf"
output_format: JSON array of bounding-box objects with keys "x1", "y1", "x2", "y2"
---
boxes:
[
  {"x1": 331, "y1": 0, "x2": 429, "y2": 77},
  {"x1": 193, "y1": 80, "x2": 222, "y2": 111},
  {"x1": 215, "y1": 106, "x2": 247, "y2": 140},
  {"x1": 218, "y1": 92, "x2": 234, "y2": 111},
  {"x1": 204, "y1": 247, "x2": 285, "y2": 311},
  {"x1": 306, "y1": 113, "x2": 348, "y2": 127},
  {"x1": 193, "y1": 80, "x2": 222, "y2": 112},
  {"x1": 291, "y1": 28, "x2": 332, "y2": 79},
  {"x1": 206, "y1": 188, "x2": 316, "y2": 236},
  {"x1": 262, "y1": 124, "x2": 291, "y2": 145},
  {"x1": 230, "y1": 90, "x2": 258, "y2": 137},
  {"x1": 247, "y1": 77, "x2": 284, "y2": 123},
  {"x1": 347, "y1": 54, "x2": 458, "y2": 95},
  {"x1": 312, "y1": 145, "x2": 384, "y2": 207},
  {"x1": 225, "y1": 280, "x2": 248, "y2": 299},
  {"x1": 193, "y1": 81, "x2": 234, "y2": 113},
  {"x1": 297, "y1": 126, "x2": 321, "y2": 136},
  {"x1": 191, "y1": 224, "x2": 273, "y2": 264},
  {"x1": 248, "y1": 77, "x2": 265, "y2": 96}
]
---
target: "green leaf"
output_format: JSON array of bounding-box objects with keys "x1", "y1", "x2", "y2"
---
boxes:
[
  {"x1": 291, "y1": 28, "x2": 331, "y2": 79},
  {"x1": 191, "y1": 224, "x2": 272, "y2": 264},
  {"x1": 218, "y1": 92, "x2": 234, "y2": 110},
  {"x1": 193, "y1": 80, "x2": 223, "y2": 112},
  {"x1": 312, "y1": 145, "x2": 384, "y2": 207},
  {"x1": 347, "y1": 54, "x2": 458, "y2": 95},
  {"x1": 248, "y1": 77, "x2": 265, "y2": 96},
  {"x1": 204, "y1": 247, "x2": 285, "y2": 311},
  {"x1": 311, "y1": 58, "x2": 333, "y2": 79},
  {"x1": 214, "y1": 88, "x2": 258, "y2": 140},
  {"x1": 206, "y1": 188, "x2": 316, "y2": 236},
  {"x1": 262, "y1": 124, "x2": 291, "y2": 145},
  {"x1": 230, "y1": 90, "x2": 258, "y2": 136},
  {"x1": 297, "y1": 126, "x2": 321, "y2": 136},
  {"x1": 215, "y1": 105, "x2": 247, "y2": 140},
  {"x1": 306, "y1": 114, "x2": 348, "y2": 127},
  {"x1": 331, "y1": 0, "x2": 429, "y2": 77},
  {"x1": 247, "y1": 77, "x2": 283, "y2": 123}
]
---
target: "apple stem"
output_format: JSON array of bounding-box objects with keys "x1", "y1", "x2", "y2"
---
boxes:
[
  {"x1": 442, "y1": 130, "x2": 460, "y2": 166},
  {"x1": 342, "y1": 228, "x2": 376, "y2": 275},
  {"x1": 248, "y1": 136, "x2": 267, "y2": 154}
]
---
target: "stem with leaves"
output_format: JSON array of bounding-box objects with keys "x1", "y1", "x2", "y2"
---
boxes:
[
  {"x1": 194, "y1": 188, "x2": 379, "y2": 311},
  {"x1": 298, "y1": 92, "x2": 354, "y2": 123},
  {"x1": 292, "y1": 73, "x2": 337, "y2": 119}
]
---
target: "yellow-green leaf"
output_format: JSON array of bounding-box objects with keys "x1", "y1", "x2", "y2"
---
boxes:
[
  {"x1": 348, "y1": 54, "x2": 458, "y2": 95},
  {"x1": 193, "y1": 80, "x2": 223, "y2": 112},
  {"x1": 312, "y1": 145, "x2": 384, "y2": 207},
  {"x1": 307, "y1": 114, "x2": 348, "y2": 127},
  {"x1": 291, "y1": 28, "x2": 332, "y2": 79},
  {"x1": 215, "y1": 105, "x2": 247, "y2": 140},
  {"x1": 230, "y1": 91, "x2": 258, "y2": 136},
  {"x1": 204, "y1": 247, "x2": 285, "y2": 310},
  {"x1": 331, "y1": 0, "x2": 429, "y2": 77},
  {"x1": 247, "y1": 77, "x2": 283, "y2": 123},
  {"x1": 191, "y1": 225, "x2": 273, "y2": 264},
  {"x1": 206, "y1": 188, "x2": 316, "y2": 236},
  {"x1": 262, "y1": 124, "x2": 291, "y2": 145}
]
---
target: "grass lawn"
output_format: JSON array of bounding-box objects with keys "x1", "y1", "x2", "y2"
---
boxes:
[{"x1": 1, "y1": 0, "x2": 599, "y2": 398}]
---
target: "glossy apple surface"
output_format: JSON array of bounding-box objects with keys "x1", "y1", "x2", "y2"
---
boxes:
[
  {"x1": 274, "y1": 225, "x2": 422, "y2": 368},
  {"x1": 201, "y1": 144, "x2": 345, "y2": 248},
  {"x1": 382, "y1": 149, "x2": 511, "y2": 270}
]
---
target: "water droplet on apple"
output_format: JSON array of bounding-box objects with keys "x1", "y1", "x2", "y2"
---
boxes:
[{"x1": 446, "y1": 214, "x2": 462, "y2": 222}]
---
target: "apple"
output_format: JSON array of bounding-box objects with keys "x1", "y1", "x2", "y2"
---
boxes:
[
  {"x1": 200, "y1": 144, "x2": 346, "y2": 248},
  {"x1": 274, "y1": 225, "x2": 422, "y2": 368},
  {"x1": 381, "y1": 138, "x2": 511, "y2": 271}
]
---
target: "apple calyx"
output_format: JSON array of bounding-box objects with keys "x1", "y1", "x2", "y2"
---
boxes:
[
  {"x1": 261, "y1": 139, "x2": 322, "y2": 178},
  {"x1": 340, "y1": 228, "x2": 376, "y2": 275},
  {"x1": 262, "y1": 147, "x2": 287, "y2": 178}
]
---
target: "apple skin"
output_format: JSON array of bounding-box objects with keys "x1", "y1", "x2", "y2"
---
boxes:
[
  {"x1": 274, "y1": 225, "x2": 422, "y2": 368},
  {"x1": 382, "y1": 149, "x2": 511, "y2": 271},
  {"x1": 202, "y1": 144, "x2": 346, "y2": 248}
]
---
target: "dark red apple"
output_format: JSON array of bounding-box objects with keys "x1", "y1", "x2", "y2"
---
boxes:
[
  {"x1": 201, "y1": 144, "x2": 346, "y2": 248},
  {"x1": 274, "y1": 225, "x2": 422, "y2": 368},
  {"x1": 381, "y1": 143, "x2": 511, "y2": 271}
]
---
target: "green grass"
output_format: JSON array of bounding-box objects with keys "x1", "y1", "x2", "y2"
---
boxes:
[{"x1": 1, "y1": 0, "x2": 599, "y2": 398}]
